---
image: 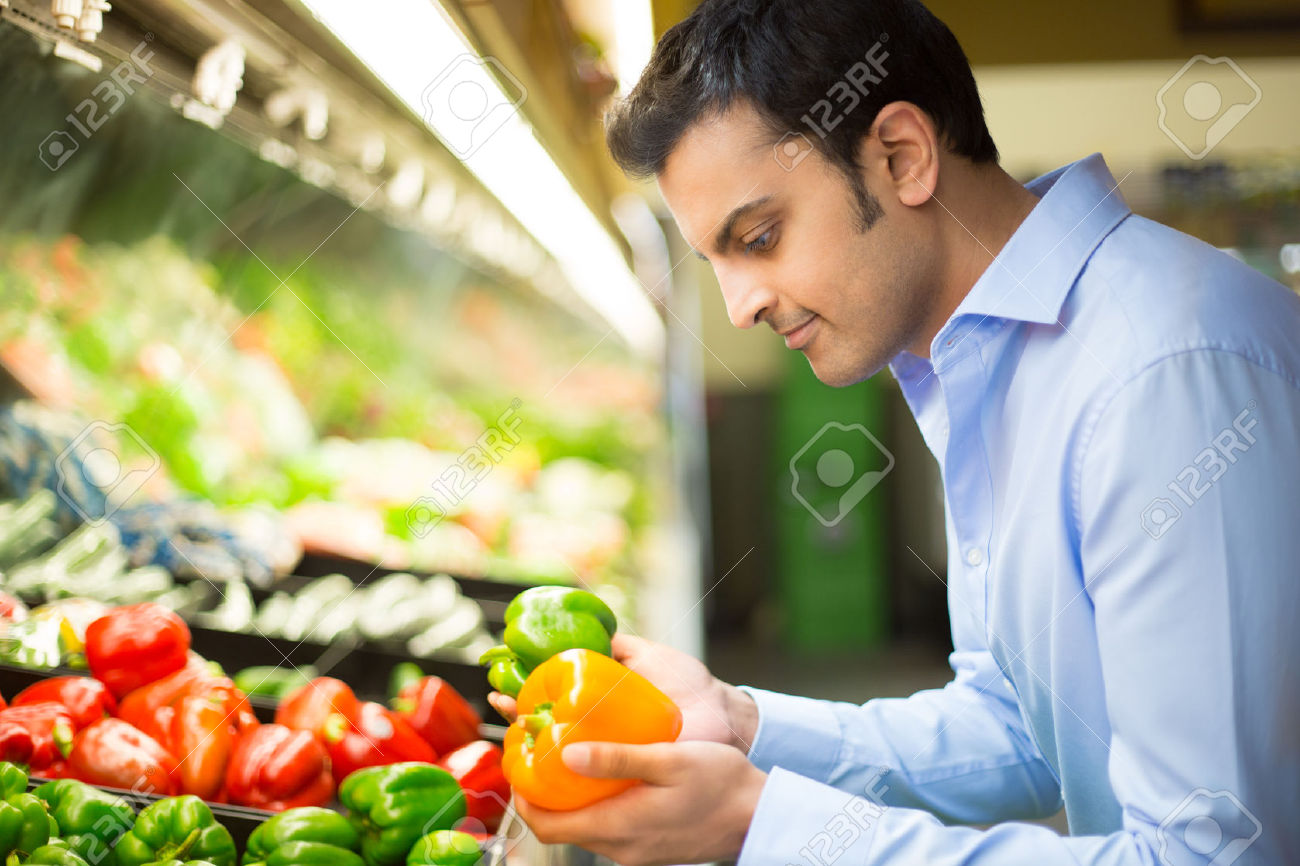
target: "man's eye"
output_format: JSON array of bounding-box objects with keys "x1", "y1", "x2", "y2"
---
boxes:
[{"x1": 745, "y1": 228, "x2": 776, "y2": 254}]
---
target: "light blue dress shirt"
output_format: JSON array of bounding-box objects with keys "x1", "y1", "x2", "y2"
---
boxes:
[{"x1": 737, "y1": 154, "x2": 1300, "y2": 865}]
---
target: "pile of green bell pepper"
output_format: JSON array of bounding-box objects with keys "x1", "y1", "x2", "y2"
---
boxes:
[
  {"x1": 1, "y1": 748, "x2": 485, "y2": 866},
  {"x1": 479, "y1": 586, "x2": 617, "y2": 697},
  {"x1": 337, "y1": 764, "x2": 465, "y2": 866}
]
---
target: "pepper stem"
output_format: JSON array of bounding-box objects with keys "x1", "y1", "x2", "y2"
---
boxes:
[
  {"x1": 157, "y1": 827, "x2": 201, "y2": 861},
  {"x1": 518, "y1": 701, "x2": 555, "y2": 751},
  {"x1": 53, "y1": 718, "x2": 75, "y2": 758},
  {"x1": 321, "y1": 712, "x2": 350, "y2": 744},
  {"x1": 519, "y1": 702, "x2": 554, "y2": 737}
]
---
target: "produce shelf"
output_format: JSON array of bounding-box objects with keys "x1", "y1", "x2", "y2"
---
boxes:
[
  {"x1": 24, "y1": 775, "x2": 274, "y2": 855},
  {"x1": 294, "y1": 551, "x2": 566, "y2": 625}
]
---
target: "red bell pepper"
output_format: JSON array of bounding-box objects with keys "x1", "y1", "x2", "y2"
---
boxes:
[
  {"x1": 225, "y1": 723, "x2": 333, "y2": 811},
  {"x1": 437, "y1": 740, "x2": 510, "y2": 833},
  {"x1": 275, "y1": 677, "x2": 360, "y2": 738},
  {"x1": 323, "y1": 701, "x2": 435, "y2": 783},
  {"x1": 392, "y1": 676, "x2": 481, "y2": 755},
  {"x1": 0, "y1": 703, "x2": 75, "y2": 771},
  {"x1": 169, "y1": 693, "x2": 235, "y2": 800},
  {"x1": 85, "y1": 602, "x2": 190, "y2": 698},
  {"x1": 117, "y1": 665, "x2": 256, "y2": 798},
  {"x1": 68, "y1": 718, "x2": 178, "y2": 796},
  {"x1": 36, "y1": 759, "x2": 74, "y2": 779},
  {"x1": 0, "y1": 716, "x2": 34, "y2": 766},
  {"x1": 12, "y1": 676, "x2": 117, "y2": 730},
  {"x1": 118, "y1": 665, "x2": 256, "y2": 745}
]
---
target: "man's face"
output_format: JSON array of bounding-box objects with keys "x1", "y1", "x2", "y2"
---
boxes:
[{"x1": 658, "y1": 103, "x2": 937, "y2": 386}]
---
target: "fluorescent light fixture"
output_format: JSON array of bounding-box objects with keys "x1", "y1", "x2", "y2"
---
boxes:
[{"x1": 299, "y1": 0, "x2": 665, "y2": 359}]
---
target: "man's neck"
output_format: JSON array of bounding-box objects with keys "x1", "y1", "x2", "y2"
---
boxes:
[{"x1": 907, "y1": 166, "x2": 1041, "y2": 359}]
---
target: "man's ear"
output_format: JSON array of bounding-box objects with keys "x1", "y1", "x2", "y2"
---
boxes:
[{"x1": 858, "y1": 101, "x2": 939, "y2": 208}]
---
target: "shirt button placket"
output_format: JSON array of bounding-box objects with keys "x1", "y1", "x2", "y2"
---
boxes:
[{"x1": 937, "y1": 342, "x2": 993, "y2": 625}]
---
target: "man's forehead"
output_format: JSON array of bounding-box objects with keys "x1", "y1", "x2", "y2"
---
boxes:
[{"x1": 658, "y1": 105, "x2": 779, "y2": 250}]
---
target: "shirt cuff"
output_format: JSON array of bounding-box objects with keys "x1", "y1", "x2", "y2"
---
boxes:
[
  {"x1": 737, "y1": 767, "x2": 883, "y2": 866},
  {"x1": 739, "y1": 686, "x2": 845, "y2": 782}
]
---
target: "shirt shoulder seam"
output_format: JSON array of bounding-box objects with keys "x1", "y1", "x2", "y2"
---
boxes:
[{"x1": 1069, "y1": 343, "x2": 1300, "y2": 537}]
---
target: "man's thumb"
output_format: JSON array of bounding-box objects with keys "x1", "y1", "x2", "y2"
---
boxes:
[{"x1": 562, "y1": 742, "x2": 672, "y2": 782}]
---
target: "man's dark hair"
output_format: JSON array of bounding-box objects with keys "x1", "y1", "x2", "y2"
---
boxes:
[{"x1": 606, "y1": 0, "x2": 997, "y2": 222}]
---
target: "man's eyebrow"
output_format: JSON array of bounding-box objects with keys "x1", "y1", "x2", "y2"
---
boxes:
[{"x1": 710, "y1": 195, "x2": 775, "y2": 257}]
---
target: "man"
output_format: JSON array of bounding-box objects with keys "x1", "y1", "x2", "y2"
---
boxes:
[{"x1": 492, "y1": 1, "x2": 1300, "y2": 863}]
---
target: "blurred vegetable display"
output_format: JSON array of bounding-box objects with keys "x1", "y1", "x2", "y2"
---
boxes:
[{"x1": 0, "y1": 234, "x2": 664, "y2": 594}]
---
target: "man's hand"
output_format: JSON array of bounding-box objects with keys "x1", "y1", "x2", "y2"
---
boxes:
[
  {"x1": 515, "y1": 740, "x2": 767, "y2": 866},
  {"x1": 487, "y1": 633, "x2": 758, "y2": 751}
]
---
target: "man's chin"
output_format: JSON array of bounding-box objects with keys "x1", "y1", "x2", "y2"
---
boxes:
[{"x1": 805, "y1": 352, "x2": 885, "y2": 388}]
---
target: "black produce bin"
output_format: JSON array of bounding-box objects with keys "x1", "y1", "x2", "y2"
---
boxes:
[
  {"x1": 293, "y1": 552, "x2": 566, "y2": 630},
  {"x1": 186, "y1": 626, "x2": 489, "y2": 715}
]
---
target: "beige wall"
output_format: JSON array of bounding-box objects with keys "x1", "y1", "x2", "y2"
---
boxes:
[{"x1": 979, "y1": 57, "x2": 1300, "y2": 179}]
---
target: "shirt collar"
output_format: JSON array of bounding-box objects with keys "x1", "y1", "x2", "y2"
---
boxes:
[{"x1": 946, "y1": 153, "x2": 1131, "y2": 331}]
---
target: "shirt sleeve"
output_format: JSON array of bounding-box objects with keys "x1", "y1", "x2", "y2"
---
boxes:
[
  {"x1": 738, "y1": 349, "x2": 1299, "y2": 865},
  {"x1": 741, "y1": 451, "x2": 1061, "y2": 825},
  {"x1": 740, "y1": 643, "x2": 1062, "y2": 825}
]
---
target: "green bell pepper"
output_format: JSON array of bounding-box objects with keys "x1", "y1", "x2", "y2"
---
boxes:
[
  {"x1": 405, "y1": 831, "x2": 480, "y2": 866},
  {"x1": 242, "y1": 808, "x2": 360, "y2": 866},
  {"x1": 113, "y1": 797, "x2": 236, "y2": 866},
  {"x1": 478, "y1": 587, "x2": 617, "y2": 698},
  {"x1": 477, "y1": 647, "x2": 526, "y2": 698},
  {"x1": 34, "y1": 778, "x2": 135, "y2": 866},
  {"x1": 242, "y1": 842, "x2": 362, "y2": 866},
  {"x1": 0, "y1": 793, "x2": 58, "y2": 860},
  {"x1": 141, "y1": 861, "x2": 218, "y2": 866},
  {"x1": 21, "y1": 838, "x2": 91, "y2": 865},
  {"x1": 338, "y1": 764, "x2": 465, "y2": 866},
  {"x1": 0, "y1": 764, "x2": 27, "y2": 802}
]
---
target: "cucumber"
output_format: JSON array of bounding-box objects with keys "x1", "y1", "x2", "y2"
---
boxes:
[{"x1": 233, "y1": 665, "x2": 319, "y2": 698}]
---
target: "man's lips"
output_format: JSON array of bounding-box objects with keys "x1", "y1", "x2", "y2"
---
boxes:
[{"x1": 779, "y1": 315, "x2": 818, "y2": 349}]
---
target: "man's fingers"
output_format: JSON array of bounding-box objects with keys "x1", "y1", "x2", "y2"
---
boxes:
[
  {"x1": 562, "y1": 741, "x2": 677, "y2": 782},
  {"x1": 488, "y1": 691, "x2": 517, "y2": 722},
  {"x1": 610, "y1": 632, "x2": 651, "y2": 663}
]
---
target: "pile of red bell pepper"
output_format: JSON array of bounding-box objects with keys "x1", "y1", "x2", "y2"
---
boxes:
[
  {"x1": 0, "y1": 602, "x2": 333, "y2": 811},
  {"x1": 0, "y1": 601, "x2": 510, "y2": 832},
  {"x1": 274, "y1": 673, "x2": 509, "y2": 831}
]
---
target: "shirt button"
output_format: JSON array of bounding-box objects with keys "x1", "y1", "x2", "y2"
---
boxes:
[{"x1": 965, "y1": 548, "x2": 985, "y2": 567}]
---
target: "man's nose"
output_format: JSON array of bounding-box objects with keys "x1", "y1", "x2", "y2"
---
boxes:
[{"x1": 717, "y1": 267, "x2": 777, "y2": 330}]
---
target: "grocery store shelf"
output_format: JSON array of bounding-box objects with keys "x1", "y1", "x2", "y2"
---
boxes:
[{"x1": 0, "y1": 0, "x2": 633, "y2": 341}]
